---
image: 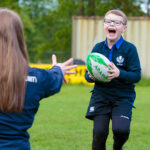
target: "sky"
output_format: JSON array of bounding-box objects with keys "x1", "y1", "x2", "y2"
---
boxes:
[{"x1": 141, "y1": 0, "x2": 149, "y2": 13}]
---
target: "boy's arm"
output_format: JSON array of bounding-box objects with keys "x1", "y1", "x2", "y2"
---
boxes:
[
  {"x1": 118, "y1": 46, "x2": 141, "y2": 83},
  {"x1": 84, "y1": 43, "x2": 100, "y2": 83}
]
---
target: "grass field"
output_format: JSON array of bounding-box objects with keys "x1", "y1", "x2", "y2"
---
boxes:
[{"x1": 29, "y1": 85, "x2": 150, "y2": 150}]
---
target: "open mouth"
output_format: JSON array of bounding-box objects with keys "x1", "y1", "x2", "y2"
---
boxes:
[{"x1": 108, "y1": 29, "x2": 116, "y2": 34}]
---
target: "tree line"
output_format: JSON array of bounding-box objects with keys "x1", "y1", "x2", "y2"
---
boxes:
[{"x1": 0, "y1": 0, "x2": 149, "y2": 63}]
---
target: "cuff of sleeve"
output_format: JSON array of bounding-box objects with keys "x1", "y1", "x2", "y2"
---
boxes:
[
  {"x1": 52, "y1": 66, "x2": 63, "y2": 76},
  {"x1": 85, "y1": 72, "x2": 95, "y2": 83},
  {"x1": 87, "y1": 77, "x2": 95, "y2": 82},
  {"x1": 118, "y1": 69, "x2": 127, "y2": 80}
]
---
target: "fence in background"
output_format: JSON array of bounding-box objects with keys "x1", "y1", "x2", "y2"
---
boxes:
[{"x1": 72, "y1": 16, "x2": 150, "y2": 77}]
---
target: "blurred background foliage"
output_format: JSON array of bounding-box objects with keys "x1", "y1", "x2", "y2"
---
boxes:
[{"x1": 0, "y1": 0, "x2": 149, "y2": 63}]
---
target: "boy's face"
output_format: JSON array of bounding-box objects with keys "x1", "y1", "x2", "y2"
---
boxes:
[{"x1": 104, "y1": 13, "x2": 127, "y2": 43}]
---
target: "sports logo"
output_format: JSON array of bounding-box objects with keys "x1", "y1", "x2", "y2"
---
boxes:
[
  {"x1": 116, "y1": 56, "x2": 124, "y2": 66},
  {"x1": 26, "y1": 76, "x2": 37, "y2": 83},
  {"x1": 120, "y1": 115, "x2": 129, "y2": 120},
  {"x1": 89, "y1": 106, "x2": 95, "y2": 112}
]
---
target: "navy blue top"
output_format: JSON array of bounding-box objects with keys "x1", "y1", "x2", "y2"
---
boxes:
[
  {"x1": 85, "y1": 36, "x2": 141, "y2": 103},
  {"x1": 0, "y1": 66, "x2": 63, "y2": 150}
]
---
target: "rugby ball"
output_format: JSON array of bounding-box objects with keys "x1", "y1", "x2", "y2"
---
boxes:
[{"x1": 86, "y1": 53, "x2": 111, "y2": 82}]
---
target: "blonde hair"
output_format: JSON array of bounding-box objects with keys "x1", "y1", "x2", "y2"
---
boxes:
[
  {"x1": 104, "y1": 9, "x2": 127, "y2": 25},
  {"x1": 0, "y1": 8, "x2": 28, "y2": 112}
]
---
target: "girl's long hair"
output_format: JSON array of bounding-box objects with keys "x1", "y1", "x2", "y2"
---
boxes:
[{"x1": 0, "y1": 8, "x2": 28, "y2": 113}]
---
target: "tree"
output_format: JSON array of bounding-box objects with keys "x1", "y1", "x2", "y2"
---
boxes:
[
  {"x1": 94, "y1": 0, "x2": 145, "y2": 16},
  {"x1": 87, "y1": 0, "x2": 95, "y2": 16},
  {"x1": 78, "y1": 0, "x2": 84, "y2": 15},
  {"x1": 19, "y1": 0, "x2": 55, "y2": 62},
  {"x1": 146, "y1": 0, "x2": 150, "y2": 16},
  {"x1": 33, "y1": 0, "x2": 78, "y2": 62},
  {"x1": 0, "y1": 0, "x2": 20, "y2": 10}
]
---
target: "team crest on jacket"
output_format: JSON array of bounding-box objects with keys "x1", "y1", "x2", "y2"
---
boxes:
[{"x1": 116, "y1": 56, "x2": 124, "y2": 66}]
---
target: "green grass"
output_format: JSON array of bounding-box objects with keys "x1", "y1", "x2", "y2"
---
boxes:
[
  {"x1": 136, "y1": 77, "x2": 150, "y2": 86},
  {"x1": 29, "y1": 85, "x2": 150, "y2": 150}
]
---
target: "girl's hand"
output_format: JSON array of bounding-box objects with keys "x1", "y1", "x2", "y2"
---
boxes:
[
  {"x1": 107, "y1": 62, "x2": 120, "y2": 80},
  {"x1": 52, "y1": 54, "x2": 77, "y2": 84}
]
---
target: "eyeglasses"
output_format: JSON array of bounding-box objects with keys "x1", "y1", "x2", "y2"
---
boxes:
[{"x1": 104, "y1": 19, "x2": 125, "y2": 26}]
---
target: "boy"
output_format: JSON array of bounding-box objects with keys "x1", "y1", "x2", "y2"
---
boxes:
[{"x1": 85, "y1": 10, "x2": 141, "y2": 150}]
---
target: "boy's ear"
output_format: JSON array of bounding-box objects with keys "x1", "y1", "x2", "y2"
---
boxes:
[{"x1": 122, "y1": 25, "x2": 127, "y2": 33}]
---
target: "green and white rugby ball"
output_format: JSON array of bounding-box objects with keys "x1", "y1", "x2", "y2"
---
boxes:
[{"x1": 86, "y1": 53, "x2": 111, "y2": 82}]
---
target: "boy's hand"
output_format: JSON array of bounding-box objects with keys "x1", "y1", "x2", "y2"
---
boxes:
[
  {"x1": 88, "y1": 72, "x2": 95, "y2": 81},
  {"x1": 107, "y1": 62, "x2": 120, "y2": 80}
]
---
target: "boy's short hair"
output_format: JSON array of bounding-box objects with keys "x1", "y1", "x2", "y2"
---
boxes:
[{"x1": 104, "y1": 9, "x2": 127, "y2": 25}]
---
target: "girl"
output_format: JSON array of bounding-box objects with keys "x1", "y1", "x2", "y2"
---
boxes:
[{"x1": 0, "y1": 8, "x2": 76, "y2": 150}]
